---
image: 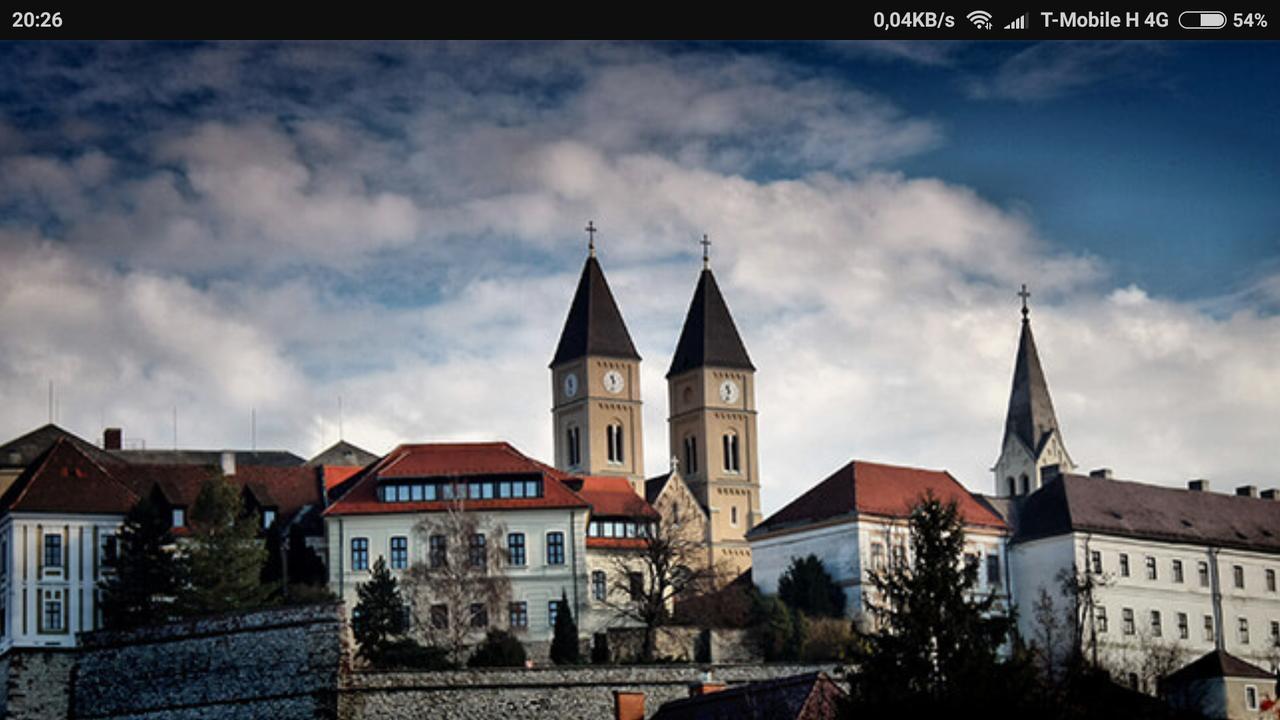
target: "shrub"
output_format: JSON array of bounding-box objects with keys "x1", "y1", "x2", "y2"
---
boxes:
[
  {"x1": 468, "y1": 629, "x2": 528, "y2": 668},
  {"x1": 372, "y1": 638, "x2": 456, "y2": 670},
  {"x1": 799, "y1": 616, "x2": 856, "y2": 662}
]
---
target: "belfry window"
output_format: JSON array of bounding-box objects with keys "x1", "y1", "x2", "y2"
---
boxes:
[
  {"x1": 607, "y1": 424, "x2": 624, "y2": 464},
  {"x1": 683, "y1": 436, "x2": 698, "y2": 474},
  {"x1": 722, "y1": 433, "x2": 740, "y2": 473},
  {"x1": 566, "y1": 426, "x2": 581, "y2": 467}
]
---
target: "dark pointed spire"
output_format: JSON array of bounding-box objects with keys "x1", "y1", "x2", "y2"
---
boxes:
[
  {"x1": 550, "y1": 254, "x2": 640, "y2": 368},
  {"x1": 1004, "y1": 286, "x2": 1064, "y2": 456},
  {"x1": 667, "y1": 267, "x2": 754, "y2": 378}
]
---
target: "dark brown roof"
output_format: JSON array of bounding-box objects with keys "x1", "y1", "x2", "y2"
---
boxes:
[
  {"x1": 113, "y1": 449, "x2": 306, "y2": 467},
  {"x1": 1013, "y1": 473, "x2": 1280, "y2": 553},
  {"x1": 1003, "y1": 316, "x2": 1065, "y2": 458},
  {"x1": 1164, "y1": 649, "x2": 1276, "y2": 684},
  {"x1": 645, "y1": 472, "x2": 673, "y2": 504},
  {"x1": 0, "y1": 439, "x2": 139, "y2": 515},
  {"x1": 550, "y1": 255, "x2": 639, "y2": 367},
  {"x1": 649, "y1": 672, "x2": 846, "y2": 720},
  {"x1": 0, "y1": 424, "x2": 117, "y2": 469},
  {"x1": 667, "y1": 268, "x2": 754, "y2": 378},
  {"x1": 307, "y1": 440, "x2": 378, "y2": 467},
  {"x1": 749, "y1": 459, "x2": 1007, "y2": 538}
]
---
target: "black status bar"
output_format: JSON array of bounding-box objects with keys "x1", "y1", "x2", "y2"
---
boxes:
[{"x1": 1, "y1": 6, "x2": 1278, "y2": 40}]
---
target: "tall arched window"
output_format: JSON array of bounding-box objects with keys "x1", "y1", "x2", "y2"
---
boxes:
[
  {"x1": 683, "y1": 435, "x2": 698, "y2": 474},
  {"x1": 607, "y1": 423, "x2": 624, "y2": 464},
  {"x1": 566, "y1": 426, "x2": 581, "y2": 467},
  {"x1": 722, "y1": 432, "x2": 740, "y2": 473}
]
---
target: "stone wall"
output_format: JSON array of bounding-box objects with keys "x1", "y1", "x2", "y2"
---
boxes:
[
  {"x1": 0, "y1": 648, "x2": 76, "y2": 720},
  {"x1": 605, "y1": 626, "x2": 759, "y2": 664},
  {"x1": 70, "y1": 603, "x2": 348, "y2": 720},
  {"x1": 338, "y1": 664, "x2": 838, "y2": 720}
]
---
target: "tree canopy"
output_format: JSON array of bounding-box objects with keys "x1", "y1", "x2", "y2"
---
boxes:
[
  {"x1": 175, "y1": 475, "x2": 273, "y2": 616},
  {"x1": 99, "y1": 495, "x2": 182, "y2": 630},
  {"x1": 353, "y1": 556, "x2": 407, "y2": 659},
  {"x1": 777, "y1": 554, "x2": 846, "y2": 619}
]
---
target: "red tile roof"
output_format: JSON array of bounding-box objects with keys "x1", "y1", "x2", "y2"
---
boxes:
[
  {"x1": 586, "y1": 537, "x2": 650, "y2": 550},
  {"x1": 0, "y1": 439, "x2": 139, "y2": 515},
  {"x1": 324, "y1": 441, "x2": 589, "y2": 516},
  {"x1": 321, "y1": 466, "x2": 362, "y2": 491},
  {"x1": 750, "y1": 459, "x2": 1006, "y2": 538},
  {"x1": 570, "y1": 476, "x2": 659, "y2": 519}
]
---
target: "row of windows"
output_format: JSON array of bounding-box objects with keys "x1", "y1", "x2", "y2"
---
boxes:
[
  {"x1": 1093, "y1": 550, "x2": 1278, "y2": 592},
  {"x1": 868, "y1": 543, "x2": 1002, "y2": 585},
  {"x1": 350, "y1": 532, "x2": 565, "y2": 571},
  {"x1": 378, "y1": 478, "x2": 544, "y2": 503},
  {"x1": 590, "y1": 569, "x2": 644, "y2": 601},
  {"x1": 422, "y1": 600, "x2": 561, "y2": 630},
  {"x1": 586, "y1": 519, "x2": 654, "y2": 539},
  {"x1": 1100, "y1": 606, "x2": 1280, "y2": 645}
]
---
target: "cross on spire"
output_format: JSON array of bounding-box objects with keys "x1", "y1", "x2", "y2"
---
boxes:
[
  {"x1": 701, "y1": 234, "x2": 712, "y2": 269},
  {"x1": 585, "y1": 220, "x2": 598, "y2": 257},
  {"x1": 1018, "y1": 283, "x2": 1031, "y2": 320}
]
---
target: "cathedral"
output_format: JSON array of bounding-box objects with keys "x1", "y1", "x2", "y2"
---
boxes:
[{"x1": 548, "y1": 227, "x2": 761, "y2": 577}]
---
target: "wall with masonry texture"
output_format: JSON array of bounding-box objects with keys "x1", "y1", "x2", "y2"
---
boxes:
[{"x1": 0, "y1": 648, "x2": 76, "y2": 720}]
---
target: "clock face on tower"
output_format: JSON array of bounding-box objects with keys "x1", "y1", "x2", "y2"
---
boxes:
[
  {"x1": 563, "y1": 373, "x2": 578, "y2": 399},
  {"x1": 603, "y1": 370, "x2": 625, "y2": 394},
  {"x1": 719, "y1": 379, "x2": 740, "y2": 404}
]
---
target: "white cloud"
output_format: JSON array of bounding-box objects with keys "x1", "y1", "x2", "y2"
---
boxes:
[{"x1": 967, "y1": 42, "x2": 1165, "y2": 102}]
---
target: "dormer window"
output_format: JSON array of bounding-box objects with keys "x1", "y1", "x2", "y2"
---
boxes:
[
  {"x1": 172, "y1": 507, "x2": 186, "y2": 528},
  {"x1": 262, "y1": 508, "x2": 277, "y2": 530}
]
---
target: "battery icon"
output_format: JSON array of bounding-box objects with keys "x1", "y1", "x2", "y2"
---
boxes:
[{"x1": 1179, "y1": 11, "x2": 1227, "y2": 28}]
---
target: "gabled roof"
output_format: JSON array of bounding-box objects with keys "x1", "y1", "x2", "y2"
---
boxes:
[
  {"x1": 323, "y1": 441, "x2": 590, "y2": 516},
  {"x1": 645, "y1": 472, "x2": 674, "y2": 505},
  {"x1": 568, "y1": 475, "x2": 659, "y2": 519},
  {"x1": 0, "y1": 424, "x2": 117, "y2": 469},
  {"x1": 0, "y1": 439, "x2": 139, "y2": 515},
  {"x1": 649, "y1": 672, "x2": 846, "y2": 720},
  {"x1": 113, "y1": 449, "x2": 306, "y2": 467},
  {"x1": 550, "y1": 255, "x2": 640, "y2": 367},
  {"x1": 749, "y1": 459, "x2": 1007, "y2": 538},
  {"x1": 1013, "y1": 473, "x2": 1280, "y2": 552},
  {"x1": 1003, "y1": 317, "x2": 1065, "y2": 459},
  {"x1": 307, "y1": 440, "x2": 378, "y2": 467},
  {"x1": 667, "y1": 268, "x2": 754, "y2": 378},
  {"x1": 1164, "y1": 649, "x2": 1275, "y2": 684}
]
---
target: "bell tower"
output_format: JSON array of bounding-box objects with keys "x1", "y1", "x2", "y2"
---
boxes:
[
  {"x1": 550, "y1": 222, "x2": 645, "y2": 491},
  {"x1": 666, "y1": 237, "x2": 759, "y2": 577}
]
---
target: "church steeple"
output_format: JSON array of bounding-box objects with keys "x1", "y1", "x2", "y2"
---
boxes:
[
  {"x1": 550, "y1": 223, "x2": 645, "y2": 491},
  {"x1": 667, "y1": 264, "x2": 754, "y2": 378},
  {"x1": 994, "y1": 284, "x2": 1074, "y2": 497}
]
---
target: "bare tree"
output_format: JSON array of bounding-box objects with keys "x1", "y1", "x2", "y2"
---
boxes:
[
  {"x1": 402, "y1": 494, "x2": 512, "y2": 665},
  {"x1": 602, "y1": 518, "x2": 724, "y2": 662},
  {"x1": 1054, "y1": 561, "x2": 1111, "y2": 670}
]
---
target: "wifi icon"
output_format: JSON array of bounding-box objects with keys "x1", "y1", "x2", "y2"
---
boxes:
[{"x1": 967, "y1": 10, "x2": 993, "y2": 28}]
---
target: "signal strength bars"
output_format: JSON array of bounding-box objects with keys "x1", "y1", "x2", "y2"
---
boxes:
[{"x1": 1004, "y1": 13, "x2": 1028, "y2": 29}]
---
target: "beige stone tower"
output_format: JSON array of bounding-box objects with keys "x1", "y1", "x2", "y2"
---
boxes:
[
  {"x1": 550, "y1": 227, "x2": 645, "y2": 492},
  {"x1": 993, "y1": 284, "x2": 1075, "y2": 498},
  {"x1": 666, "y1": 246, "x2": 759, "y2": 578}
]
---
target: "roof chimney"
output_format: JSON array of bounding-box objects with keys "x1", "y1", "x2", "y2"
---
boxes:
[
  {"x1": 220, "y1": 451, "x2": 236, "y2": 476},
  {"x1": 613, "y1": 691, "x2": 644, "y2": 720},
  {"x1": 1089, "y1": 468, "x2": 1113, "y2": 479},
  {"x1": 1236, "y1": 485, "x2": 1259, "y2": 498},
  {"x1": 1261, "y1": 489, "x2": 1279, "y2": 501},
  {"x1": 103, "y1": 427, "x2": 123, "y2": 451},
  {"x1": 1188, "y1": 479, "x2": 1209, "y2": 492}
]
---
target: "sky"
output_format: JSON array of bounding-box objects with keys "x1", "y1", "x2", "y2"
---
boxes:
[{"x1": 1, "y1": 41, "x2": 1277, "y2": 515}]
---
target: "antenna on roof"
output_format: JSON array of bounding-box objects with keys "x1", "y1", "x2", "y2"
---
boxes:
[
  {"x1": 338, "y1": 396, "x2": 344, "y2": 441},
  {"x1": 251, "y1": 408, "x2": 257, "y2": 451},
  {"x1": 172, "y1": 405, "x2": 178, "y2": 450},
  {"x1": 48, "y1": 380, "x2": 54, "y2": 424}
]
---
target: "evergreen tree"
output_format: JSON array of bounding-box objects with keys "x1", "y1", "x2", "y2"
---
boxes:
[
  {"x1": 777, "y1": 554, "x2": 846, "y2": 618},
  {"x1": 549, "y1": 590, "x2": 580, "y2": 664},
  {"x1": 175, "y1": 475, "x2": 273, "y2": 617},
  {"x1": 99, "y1": 495, "x2": 182, "y2": 629},
  {"x1": 352, "y1": 556, "x2": 407, "y2": 660}
]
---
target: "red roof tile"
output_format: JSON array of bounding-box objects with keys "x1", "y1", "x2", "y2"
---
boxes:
[
  {"x1": 321, "y1": 466, "x2": 362, "y2": 491},
  {"x1": 587, "y1": 537, "x2": 650, "y2": 550},
  {"x1": 233, "y1": 466, "x2": 323, "y2": 517},
  {"x1": 751, "y1": 459, "x2": 1006, "y2": 537},
  {"x1": 0, "y1": 439, "x2": 139, "y2": 515},
  {"x1": 324, "y1": 441, "x2": 589, "y2": 516},
  {"x1": 571, "y1": 476, "x2": 659, "y2": 519}
]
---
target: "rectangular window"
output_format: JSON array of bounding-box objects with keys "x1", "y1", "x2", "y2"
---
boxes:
[
  {"x1": 546, "y1": 532, "x2": 565, "y2": 566},
  {"x1": 1204, "y1": 615, "x2": 1215, "y2": 641},
  {"x1": 509, "y1": 601, "x2": 528, "y2": 629},
  {"x1": 870, "y1": 543, "x2": 885, "y2": 571},
  {"x1": 100, "y1": 533, "x2": 118, "y2": 570},
  {"x1": 1199, "y1": 561, "x2": 1210, "y2": 587},
  {"x1": 424, "y1": 484, "x2": 438, "y2": 501},
  {"x1": 1119, "y1": 554, "x2": 1130, "y2": 577},
  {"x1": 430, "y1": 604, "x2": 448, "y2": 630},
  {"x1": 507, "y1": 533, "x2": 526, "y2": 566},
  {"x1": 892, "y1": 544, "x2": 906, "y2": 568},
  {"x1": 1270, "y1": 620, "x2": 1278, "y2": 643},
  {"x1": 1122, "y1": 608, "x2": 1135, "y2": 635},
  {"x1": 1246, "y1": 686, "x2": 1259, "y2": 712},
  {"x1": 1150, "y1": 610, "x2": 1162, "y2": 637},
  {"x1": 1172, "y1": 559, "x2": 1184, "y2": 584},
  {"x1": 411, "y1": 484, "x2": 424, "y2": 501},
  {"x1": 1267, "y1": 569, "x2": 1276, "y2": 592},
  {"x1": 42, "y1": 591, "x2": 64, "y2": 632},
  {"x1": 172, "y1": 507, "x2": 186, "y2": 528},
  {"x1": 512, "y1": 480, "x2": 525, "y2": 499},
  {"x1": 592, "y1": 570, "x2": 606, "y2": 601},
  {"x1": 1095, "y1": 606, "x2": 1108, "y2": 633},
  {"x1": 986, "y1": 554, "x2": 1001, "y2": 585},
  {"x1": 628, "y1": 571, "x2": 644, "y2": 601},
  {"x1": 397, "y1": 485, "x2": 409, "y2": 502},
  {"x1": 469, "y1": 533, "x2": 486, "y2": 568},
  {"x1": 607, "y1": 424, "x2": 624, "y2": 464},
  {"x1": 548, "y1": 600, "x2": 560, "y2": 628},
  {"x1": 390, "y1": 536, "x2": 408, "y2": 570},
  {"x1": 1145, "y1": 556, "x2": 1157, "y2": 580},
  {"x1": 1178, "y1": 612, "x2": 1189, "y2": 639},
  {"x1": 684, "y1": 436, "x2": 698, "y2": 474},
  {"x1": 526, "y1": 480, "x2": 540, "y2": 498},
  {"x1": 1234, "y1": 565, "x2": 1245, "y2": 589},
  {"x1": 351, "y1": 537, "x2": 369, "y2": 571},
  {"x1": 1239, "y1": 617, "x2": 1250, "y2": 644},
  {"x1": 731, "y1": 506, "x2": 739, "y2": 525},
  {"x1": 429, "y1": 535, "x2": 447, "y2": 568},
  {"x1": 1090, "y1": 550, "x2": 1102, "y2": 575},
  {"x1": 43, "y1": 534, "x2": 62, "y2": 569},
  {"x1": 722, "y1": 433, "x2": 740, "y2": 472},
  {"x1": 567, "y1": 427, "x2": 581, "y2": 467},
  {"x1": 470, "y1": 603, "x2": 488, "y2": 628},
  {"x1": 261, "y1": 509, "x2": 276, "y2": 529},
  {"x1": 498, "y1": 481, "x2": 511, "y2": 499}
]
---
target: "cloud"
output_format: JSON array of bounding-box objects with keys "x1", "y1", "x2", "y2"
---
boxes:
[{"x1": 967, "y1": 42, "x2": 1165, "y2": 101}]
